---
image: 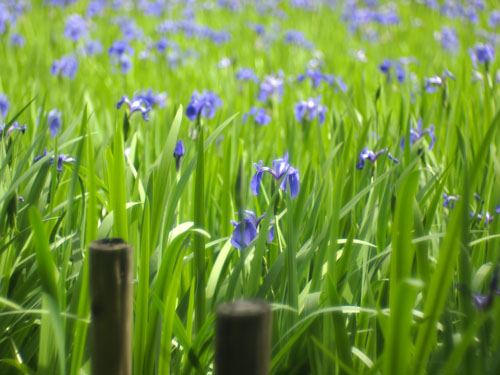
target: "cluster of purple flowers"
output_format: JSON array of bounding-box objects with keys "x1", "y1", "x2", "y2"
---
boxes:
[
  {"x1": 342, "y1": 2, "x2": 400, "y2": 32},
  {"x1": 251, "y1": 153, "x2": 300, "y2": 199},
  {"x1": 297, "y1": 68, "x2": 347, "y2": 92},
  {"x1": 186, "y1": 90, "x2": 222, "y2": 121},
  {"x1": 156, "y1": 19, "x2": 231, "y2": 45}
]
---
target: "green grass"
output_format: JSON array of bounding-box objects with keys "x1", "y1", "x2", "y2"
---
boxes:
[{"x1": 1, "y1": 0, "x2": 500, "y2": 374}]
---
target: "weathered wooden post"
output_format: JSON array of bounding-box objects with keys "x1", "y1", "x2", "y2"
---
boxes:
[
  {"x1": 216, "y1": 299, "x2": 272, "y2": 375},
  {"x1": 89, "y1": 238, "x2": 133, "y2": 375}
]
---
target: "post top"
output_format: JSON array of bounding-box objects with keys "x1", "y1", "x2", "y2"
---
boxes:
[
  {"x1": 89, "y1": 238, "x2": 131, "y2": 251},
  {"x1": 216, "y1": 299, "x2": 270, "y2": 317}
]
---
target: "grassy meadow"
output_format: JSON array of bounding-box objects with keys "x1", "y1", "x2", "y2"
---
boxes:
[{"x1": 1, "y1": 0, "x2": 500, "y2": 374}]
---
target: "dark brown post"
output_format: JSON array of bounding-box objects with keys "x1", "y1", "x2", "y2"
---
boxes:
[
  {"x1": 216, "y1": 299, "x2": 272, "y2": 375},
  {"x1": 89, "y1": 238, "x2": 133, "y2": 375}
]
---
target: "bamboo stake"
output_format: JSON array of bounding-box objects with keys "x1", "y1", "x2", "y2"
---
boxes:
[
  {"x1": 89, "y1": 238, "x2": 132, "y2": 375},
  {"x1": 216, "y1": 299, "x2": 272, "y2": 375}
]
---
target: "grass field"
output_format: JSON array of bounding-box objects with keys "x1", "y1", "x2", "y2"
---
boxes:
[{"x1": 1, "y1": 0, "x2": 500, "y2": 374}]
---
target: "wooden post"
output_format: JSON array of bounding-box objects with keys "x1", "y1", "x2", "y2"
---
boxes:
[
  {"x1": 216, "y1": 300, "x2": 272, "y2": 375},
  {"x1": 89, "y1": 238, "x2": 132, "y2": 375}
]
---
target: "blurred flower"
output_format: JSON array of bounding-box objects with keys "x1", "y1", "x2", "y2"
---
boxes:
[
  {"x1": 48, "y1": 109, "x2": 62, "y2": 138},
  {"x1": 356, "y1": 147, "x2": 399, "y2": 169},
  {"x1": 185, "y1": 90, "x2": 222, "y2": 121},
  {"x1": 51, "y1": 54, "x2": 78, "y2": 80},
  {"x1": 174, "y1": 139, "x2": 185, "y2": 171},
  {"x1": 64, "y1": 14, "x2": 88, "y2": 42},
  {"x1": 246, "y1": 22, "x2": 265, "y2": 36},
  {"x1": 0, "y1": 93, "x2": 9, "y2": 118},
  {"x1": 258, "y1": 73, "x2": 284, "y2": 102},
  {"x1": 116, "y1": 95, "x2": 151, "y2": 121},
  {"x1": 294, "y1": 96, "x2": 327, "y2": 124},
  {"x1": 496, "y1": 205, "x2": 500, "y2": 214},
  {"x1": 297, "y1": 68, "x2": 334, "y2": 89},
  {"x1": 424, "y1": 69, "x2": 455, "y2": 93},
  {"x1": 218, "y1": 57, "x2": 232, "y2": 69},
  {"x1": 230, "y1": 210, "x2": 274, "y2": 250},
  {"x1": 443, "y1": 193, "x2": 459, "y2": 209},
  {"x1": 242, "y1": 107, "x2": 271, "y2": 126},
  {"x1": 235, "y1": 68, "x2": 259, "y2": 83},
  {"x1": 401, "y1": 118, "x2": 436, "y2": 150},
  {"x1": 251, "y1": 152, "x2": 300, "y2": 199},
  {"x1": 83, "y1": 39, "x2": 103, "y2": 55},
  {"x1": 471, "y1": 266, "x2": 499, "y2": 310},
  {"x1": 379, "y1": 59, "x2": 405, "y2": 83},
  {"x1": 284, "y1": 30, "x2": 314, "y2": 49},
  {"x1": 108, "y1": 40, "x2": 134, "y2": 73},
  {"x1": 469, "y1": 43, "x2": 495, "y2": 68},
  {"x1": 86, "y1": 0, "x2": 106, "y2": 18},
  {"x1": 435, "y1": 27, "x2": 459, "y2": 53},
  {"x1": 134, "y1": 89, "x2": 167, "y2": 109},
  {"x1": 10, "y1": 32, "x2": 25, "y2": 47}
]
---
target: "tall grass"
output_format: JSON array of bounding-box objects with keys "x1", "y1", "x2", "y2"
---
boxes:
[{"x1": 1, "y1": 0, "x2": 500, "y2": 374}]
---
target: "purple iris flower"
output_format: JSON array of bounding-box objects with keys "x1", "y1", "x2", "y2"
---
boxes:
[
  {"x1": 297, "y1": 69, "x2": 334, "y2": 89},
  {"x1": 0, "y1": 93, "x2": 9, "y2": 118},
  {"x1": 0, "y1": 121, "x2": 26, "y2": 137},
  {"x1": 242, "y1": 107, "x2": 271, "y2": 126},
  {"x1": 230, "y1": 210, "x2": 274, "y2": 250},
  {"x1": 64, "y1": 14, "x2": 88, "y2": 42},
  {"x1": 134, "y1": 89, "x2": 167, "y2": 109},
  {"x1": 443, "y1": 193, "x2": 459, "y2": 209},
  {"x1": 401, "y1": 118, "x2": 436, "y2": 150},
  {"x1": 294, "y1": 97, "x2": 328, "y2": 125},
  {"x1": 251, "y1": 153, "x2": 300, "y2": 199},
  {"x1": 33, "y1": 148, "x2": 76, "y2": 172},
  {"x1": 235, "y1": 68, "x2": 259, "y2": 83},
  {"x1": 469, "y1": 43, "x2": 495, "y2": 68},
  {"x1": 424, "y1": 70, "x2": 455, "y2": 93},
  {"x1": 356, "y1": 148, "x2": 399, "y2": 170},
  {"x1": 50, "y1": 54, "x2": 78, "y2": 80},
  {"x1": 258, "y1": 73, "x2": 285, "y2": 102},
  {"x1": 496, "y1": 205, "x2": 500, "y2": 214},
  {"x1": 379, "y1": 59, "x2": 406, "y2": 83},
  {"x1": 48, "y1": 109, "x2": 62, "y2": 138},
  {"x1": 155, "y1": 38, "x2": 177, "y2": 54},
  {"x1": 174, "y1": 139, "x2": 185, "y2": 171},
  {"x1": 117, "y1": 95, "x2": 151, "y2": 121},
  {"x1": 185, "y1": 90, "x2": 222, "y2": 121}
]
